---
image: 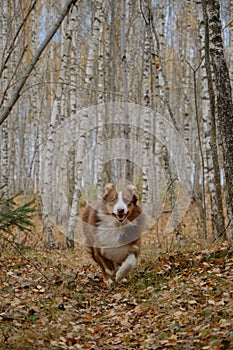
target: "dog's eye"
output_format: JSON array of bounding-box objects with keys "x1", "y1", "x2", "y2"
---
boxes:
[
  {"x1": 104, "y1": 198, "x2": 115, "y2": 204},
  {"x1": 109, "y1": 197, "x2": 117, "y2": 203}
]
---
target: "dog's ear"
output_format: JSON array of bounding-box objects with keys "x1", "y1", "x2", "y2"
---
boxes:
[
  {"x1": 103, "y1": 183, "x2": 117, "y2": 201},
  {"x1": 127, "y1": 185, "x2": 139, "y2": 205}
]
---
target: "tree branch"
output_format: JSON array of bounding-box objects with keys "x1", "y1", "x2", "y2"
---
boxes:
[
  {"x1": 0, "y1": 0, "x2": 38, "y2": 80},
  {"x1": 0, "y1": 0, "x2": 78, "y2": 126}
]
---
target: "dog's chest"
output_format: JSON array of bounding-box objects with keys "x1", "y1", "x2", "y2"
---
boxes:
[
  {"x1": 96, "y1": 214, "x2": 132, "y2": 264},
  {"x1": 96, "y1": 216, "x2": 125, "y2": 247},
  {"x1": 100, "y1": 245, "x2": 131, "y2": 265}
]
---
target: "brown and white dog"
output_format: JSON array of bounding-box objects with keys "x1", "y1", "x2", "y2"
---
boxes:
[{"x1": 82, "y1": 183, "x2": 146, "y2": 285}]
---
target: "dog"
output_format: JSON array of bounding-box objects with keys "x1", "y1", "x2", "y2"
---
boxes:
[{"x1": 82, "y1": 183, "x2": 146, "y2": 285}]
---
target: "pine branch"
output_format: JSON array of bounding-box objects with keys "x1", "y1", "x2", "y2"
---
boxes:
[{"x1": 0, "y1": 186, "x2": 36, "y2": 233}]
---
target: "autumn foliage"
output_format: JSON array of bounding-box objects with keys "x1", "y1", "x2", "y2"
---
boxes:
[{"x1": 0, "y1": 232, "x2": 232, "y2": 349}]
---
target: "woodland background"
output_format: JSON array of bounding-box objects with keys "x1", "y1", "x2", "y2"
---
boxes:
[
  {"x1": 0, "y1": 1, "x2": 233, "y2": 349},
  {"x1": 1, "y1": 0, "x2": 233, "y2": 248}
]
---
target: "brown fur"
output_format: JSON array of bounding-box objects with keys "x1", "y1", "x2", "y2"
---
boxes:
[{"x1": 82, "y1": 184, "x2": 146, "y2": 284}]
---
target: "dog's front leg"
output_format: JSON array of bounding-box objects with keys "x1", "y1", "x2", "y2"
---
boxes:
[{"x1": 115, "y1": 254, "x2": 137, "y2": 282}]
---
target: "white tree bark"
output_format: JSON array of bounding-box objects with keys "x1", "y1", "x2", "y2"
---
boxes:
[
  {"x1": 202, "y1": 0, "x2": 233, "y2": 239},
  {"x1": 66, "y1": 115, "x2": 87, "y2": 249},
  {"x1": 121, "y1": 0, "x2": 131, "y2": 182},
  {"x1": 39, "y1": 0, "x2": 79, "y2": 249},
  {"x1": 0, "y1": 0, "x2": 9, "y2": 193},
  {"x1": 84, "y1": 0, "x2": 104, "y2": 101},
  {"x1": 141, "y1": 0, "x2": 153, "y2": 207},
  {"x1": 197, "y1": 0, "x2": 225, "y2": 238}
]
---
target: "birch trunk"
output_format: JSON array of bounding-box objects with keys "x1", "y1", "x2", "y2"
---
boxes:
[
  {"x1": 55, "y1": 9, "x2": 75, "y2": 227},
  {"x1": 0, "y1": 0, "x2": 9, "y2": 193},
  {"x1": 202, "y1": 0, "x2": 233, "y2": 239},
  {"x1": 96, "y1": 1, "x2": 105, "y2": 194},
  {"x1": 141, "y1": 0, "x2": 152, "y2": 205},
  {"x1": 198, "y1": 0, "x2": 225, "y2": 238},
  {"x1": 84, "y1": 0, "x2": 104, "y2": 102},
  {"x1": 120, "y1": 0, "x2": 130, "y2": 182},
  {"x1": 66, "y1": 115, "x2": 87, "y2": 249}
]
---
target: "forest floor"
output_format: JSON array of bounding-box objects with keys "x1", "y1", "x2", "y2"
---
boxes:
[{"x1": 0, "y1": 209, "x2": 233, "y2": 349}]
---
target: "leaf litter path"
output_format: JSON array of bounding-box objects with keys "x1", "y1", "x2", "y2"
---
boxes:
[{"x1": 0, "y1": 242, "x2": 233, "y2": 350}]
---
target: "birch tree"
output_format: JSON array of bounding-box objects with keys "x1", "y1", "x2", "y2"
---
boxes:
[
  {"x1": 84, "y1": 0, "x2": 104, "y2": 103},
  {"x1": 197, "y1": 0, "x2": 225, "y2": 238},
  {"x1": 120, "y1": 0, "x2": 131, "y2": 182},
  {"x1": 66, "y1": 1, "x2": 106, "y2": 248},
  {"x1": 0, "y1": 0, "x2": 9, "y2": 192},
  {"x1": 141, "y1": 0, "x2": 153, "y2": 205},
  {"x1": 202, "y1": 0, "x2": 233, "y2": 239}
]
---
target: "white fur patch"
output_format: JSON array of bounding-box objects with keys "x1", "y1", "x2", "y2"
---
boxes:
[
  {"x1": 96, "y1": 209, "x2": 138, "y2": 249},
  {"x1": 97, "y1": 215, "x2": 122, "y2": 249},
  {"x1": 115, "y1": 254, "x2": 137, "y2": 282},
  {"x1": 104, "y1": 278, "x2": 113, "y2": 287},
  {"x1": 113, "y1": 191, "x2": 128, "y2": 215}
]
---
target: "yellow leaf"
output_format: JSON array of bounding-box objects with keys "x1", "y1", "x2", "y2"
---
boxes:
[
  {"x1": 227, "y1": 21, "x2": 233, "y2": 28},
  {"x1": 169, "y1": 334, "x2": 177, "y2": 340}
]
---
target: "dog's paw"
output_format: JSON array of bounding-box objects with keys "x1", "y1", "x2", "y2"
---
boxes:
[
  {"x1": 115, "y1": 254, "x2": 137, "y2": 282},
  {"x1": 122, "y1": 278, "x2": 128, "y2": 283},
  {"x1": 115, "y1": 274, "x2": 128, "y2": 283},
  {"x1": 120, "y1": 278, "x2": 128, "y2": 284},
  {"x1": 104, "y1": 278, "x2": 113, "y2": 287},
  {"x1": 115, "y1": 272, "x2": 127, "y2": 283}
]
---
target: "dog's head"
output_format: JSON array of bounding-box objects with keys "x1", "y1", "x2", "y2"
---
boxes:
[{"x1": 102, "y1": 183, "x2": 141, "y2": 223}]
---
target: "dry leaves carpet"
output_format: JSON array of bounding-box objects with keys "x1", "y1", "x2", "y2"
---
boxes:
[{"x1": 0, "y1": 239, "x2": 233, "y2": 349}]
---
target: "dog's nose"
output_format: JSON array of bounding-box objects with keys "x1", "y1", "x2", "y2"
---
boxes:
[{"x1": 117, "y1": 208, "x2": 125, "y2": 215}]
